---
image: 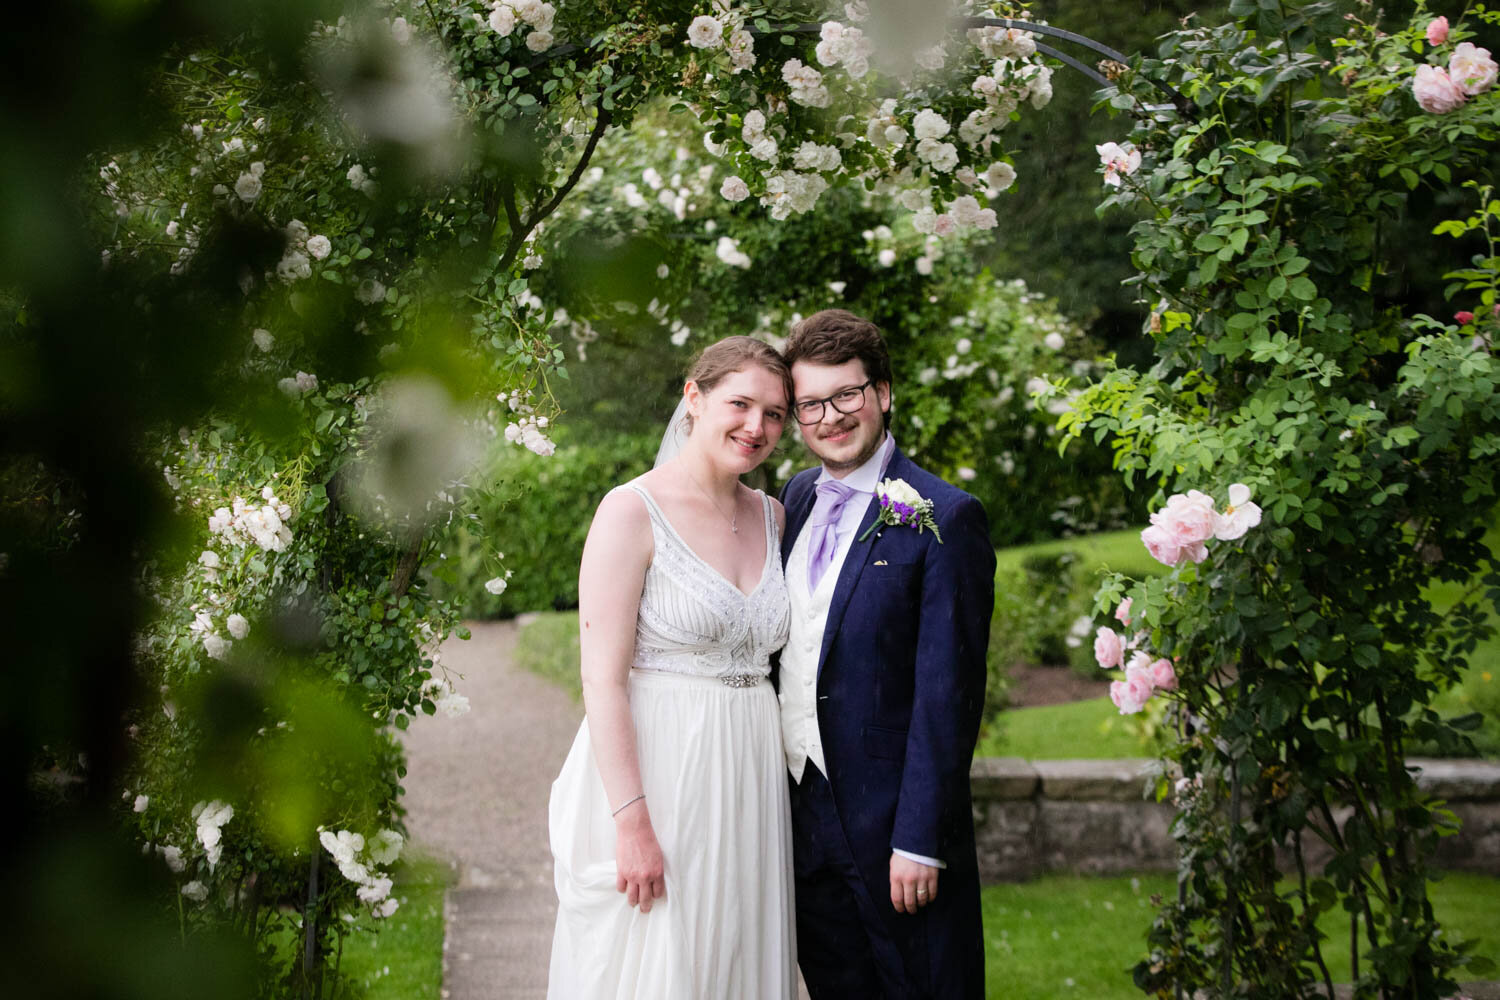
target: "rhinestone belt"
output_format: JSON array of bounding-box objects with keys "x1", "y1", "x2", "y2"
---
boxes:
[{"x1": 720, "y1": 673, "x2": 764, "y2": 688}]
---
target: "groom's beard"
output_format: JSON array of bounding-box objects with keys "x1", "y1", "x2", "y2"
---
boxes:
[{"x1": 811, "y1": 417, "x2": 882, "y2": 474}]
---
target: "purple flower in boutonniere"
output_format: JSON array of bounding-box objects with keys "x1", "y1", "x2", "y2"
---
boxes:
[{"x1": 858, "y1": 477, "x2": 943, "y2": 543}]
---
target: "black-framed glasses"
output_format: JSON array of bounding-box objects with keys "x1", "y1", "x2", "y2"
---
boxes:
[{"x1": 793, "y1": 380, "x2": 873, "y2": 425}]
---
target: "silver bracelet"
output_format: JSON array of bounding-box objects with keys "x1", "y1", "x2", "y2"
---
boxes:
[{"x1": 611, "y1": 793, "x2": 645, "y2": 817}]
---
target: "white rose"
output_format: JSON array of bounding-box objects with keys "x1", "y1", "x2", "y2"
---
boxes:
[
  {"x1": 306, "y1": 235, "x2": 331, "y2": 260},
  {"x1": 234, "y1": 172, "x2": 262, "y2": 203},
  {"x1": 203, "y1": 634, "x2": 230, "y2": 660},
  {"x1": 368, "y1": 829, "x2": 405, "y2": 865},
  {"x1": 181, "y1": 881, "x2": 209, "y2": 902},
  {"x1": 986, "y1": 161, "x2": 1017, "y2": 192},
  {"x1": 488, "y1": 4, "x2": 516, "y2": 36},
  {"x1": 720, "y1": 176, "x2": 750, "y2": 202},
  {"x1": 227, "y1": 613, "x2": 250, "y2": 640},
  {"x1": 749, "y1": 136, "x2": 779, "y2": 162},
  {"x1": 877, "y1": 249, "x2": 896, "y2": 267},
  {"x1": 252, "y1": 328, "x2": 274, "y2": 352},
  {"x1": 913, "y1": 109, "x2": 951, "y2": 141},
  {"x1": 879, "y1": 478, "x2": 924, "y2": 507},
  {"x1": 356, "y1": 278, "x2": 386, "y2": 304},
  {"x1": 525, "y1": 29, "x2": 553, "y2": 52},
  {"x1": 741, "y1": 109, "x2": 766, "y2": 142},
  {"x1": 484, "y1": 576, "x2": 508, "y2": 595},
  {"x1": 1044, "y1": 332, "x2": 1065, "y2": 351},
  {"x1": 133, "y1": 794, "x2": 149, "y2": 813},
  {"x1": 276, "y1": 251, "x2": 311, "y2": 283},
  {"x1": 687, "y1": 15, "x2": 724, "y2": 49}
]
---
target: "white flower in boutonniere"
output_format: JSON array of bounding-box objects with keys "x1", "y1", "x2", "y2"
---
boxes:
[{"x1": 859, "y1": 478, "x2": 943, "y2": 543}]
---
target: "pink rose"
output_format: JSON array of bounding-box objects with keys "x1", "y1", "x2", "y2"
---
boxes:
[
  {"x1": 1149, "y1": 657, "x2": 1177, "y2": 691},
  {"x1": 1413, "y1": 64, "x2": 1468, "y2": 113},
  {"x1": 1114, "y1": 597, "x2": 1133, "y2": 627},
  {"x1": 1426, "y1": 16, "x2": 1449, "y2": 47},
  {"x1": 1156, "y1": 490, "x2": 1218, "y2": 547},
  {"x1": 1094, "y1": 626, "x2": 1124, "y2": 669},
  {"x1": 1141, "y1": 523, "x2": 1183, "y2": 567},
  {"x1": 1449, "y1": 42, "x2": 1498, "y2": 95},
  {"x1": 1109, "y1": 674, "x2": 1152, "y2": 715},
  {"x1": 1456, "y1": 310, "x2": 1476, "y2": 325}
]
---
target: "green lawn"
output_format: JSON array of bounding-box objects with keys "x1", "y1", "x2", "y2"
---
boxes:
[
  {"x1": 982, "y1": 872, "x2": 1500, "y2": 1000},
  {"x1": 513, "y1": 610, "x2": 583, "y2": 701},
  {"x1": 977, "y1": 696, "x2": 1154, "y2": 760},
  {"x1": 337, "y1": 854, "x2": 450, "y2": 1000},
  {"x1": 993, "y1": 527, "x2": 1165, "y2": 582}
]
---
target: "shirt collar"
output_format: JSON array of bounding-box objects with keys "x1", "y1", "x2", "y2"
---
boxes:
[{"x1": 816, "y1": 433, "x2": 894, "y2": 495}]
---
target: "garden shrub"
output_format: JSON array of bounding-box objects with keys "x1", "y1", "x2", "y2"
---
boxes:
[
  {"x1": 436, "y1": 429, "x2": 662, "y2": 616},
  {"x1": 1066, "y1": 3, "x2": 1500, "y2": 995}
]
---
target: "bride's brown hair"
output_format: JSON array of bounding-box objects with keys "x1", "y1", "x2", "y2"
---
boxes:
[{"x1": 683, "y1": 337, "x2": 793, "y2": 428}]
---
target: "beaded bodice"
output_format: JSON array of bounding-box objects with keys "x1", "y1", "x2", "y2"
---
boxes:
[{"x1": 624, "y1": 483, "x2": 790, "y2": 681}]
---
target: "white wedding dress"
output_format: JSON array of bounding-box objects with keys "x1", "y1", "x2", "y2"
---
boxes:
[{"x1": 547, "y1": 482, "x2": 796, "y2": 1000}]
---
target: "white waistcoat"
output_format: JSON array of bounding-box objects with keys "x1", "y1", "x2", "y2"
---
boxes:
[{"x1": 780, "y1": 517, "x2": 851, "y2": 782}]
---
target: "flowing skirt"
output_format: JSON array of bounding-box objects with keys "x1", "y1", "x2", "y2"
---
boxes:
[{"x1": 547, "y1": 669, "x2": 796, "y2": 1000}]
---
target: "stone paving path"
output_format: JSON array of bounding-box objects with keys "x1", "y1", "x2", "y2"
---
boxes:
[{"x1": 400, "y1": 620, "x2": 579, "y2": 1000}]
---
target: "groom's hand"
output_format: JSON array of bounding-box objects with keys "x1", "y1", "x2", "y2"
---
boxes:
[{"x1": 889, "y1": 853, "x2": 939, "y2": 914}]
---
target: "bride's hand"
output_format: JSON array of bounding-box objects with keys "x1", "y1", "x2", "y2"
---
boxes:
[{"x1": 614, "y1": 802, "x2": 667, "y2": 912}]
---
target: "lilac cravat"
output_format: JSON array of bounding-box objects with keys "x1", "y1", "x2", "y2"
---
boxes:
[{"x1": 806, "y1": 478, "x2": 859, "y2": 592}]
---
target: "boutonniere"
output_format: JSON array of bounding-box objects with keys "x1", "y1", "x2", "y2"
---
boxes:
[{"x1": 859, "y1": 478, "x2": 943, "y2": 543}]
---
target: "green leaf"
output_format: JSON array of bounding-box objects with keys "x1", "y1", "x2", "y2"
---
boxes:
[
  {"x1": 1290, "y1": 276, "x2": 1317, "y2": 301},
  {"x1": 1268, "y1": 275, "x2": 1287, "y2": 300}
]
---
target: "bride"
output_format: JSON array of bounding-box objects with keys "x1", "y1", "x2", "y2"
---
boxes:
[{"x1": 547, "y1": 337, "x2": 797, "y2": 999}]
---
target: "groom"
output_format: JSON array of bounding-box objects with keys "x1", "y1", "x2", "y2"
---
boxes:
[{"x1": 777, "y1": 309, "x2": 994, "y2": 999}]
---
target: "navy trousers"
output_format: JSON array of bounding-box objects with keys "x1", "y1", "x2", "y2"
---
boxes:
[{"x1": 790, "y1": 766, "x2": 927, "y2": 1000}]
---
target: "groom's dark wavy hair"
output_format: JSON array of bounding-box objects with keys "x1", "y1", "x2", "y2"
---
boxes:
[{"x1": 783, "y1": 309, "x2": 894, "y2": 427}]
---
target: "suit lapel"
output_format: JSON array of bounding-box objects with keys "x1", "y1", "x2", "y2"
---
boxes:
[
  {"x1": 817, "y1": 447, "x2": 910, "y2": 672},
  {"x1": 782, "y1": 472, "x2": 818, "y2": 563}
]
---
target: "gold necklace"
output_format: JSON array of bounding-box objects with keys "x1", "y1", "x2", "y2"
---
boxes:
[{"x1": 685, "y1": 468, "x2": 739, "y2": 533}]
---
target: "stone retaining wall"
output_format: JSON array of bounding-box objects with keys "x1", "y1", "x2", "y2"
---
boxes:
[{"x1": 970, "y1": 756, "x2": 1500, "y2": 883}]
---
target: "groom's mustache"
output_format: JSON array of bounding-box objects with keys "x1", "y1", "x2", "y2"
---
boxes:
[{"x1": 815, "y1": 419, "x2": 857, "y2": 439}]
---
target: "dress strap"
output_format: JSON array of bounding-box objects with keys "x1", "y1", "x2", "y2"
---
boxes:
[{"x1": 759, "y1": 489, "x2": 778, "y2": 550}]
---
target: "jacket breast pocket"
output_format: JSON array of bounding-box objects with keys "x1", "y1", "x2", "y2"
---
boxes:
[
  {"x1": 865, "y1": 560, "x2": 918, "y2": 581},
  {"x1": 863, "y1": 725, "x2": 908, "y2": 762}
]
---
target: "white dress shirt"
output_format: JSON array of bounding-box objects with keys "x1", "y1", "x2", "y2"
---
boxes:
[{"x1": 782, "y1": 434, "x2": 945, "y2": 869}]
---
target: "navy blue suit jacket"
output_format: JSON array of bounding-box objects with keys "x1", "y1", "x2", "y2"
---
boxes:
[{"x1": 780, "y1": 447, "x2": 995, "y2": 945}]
